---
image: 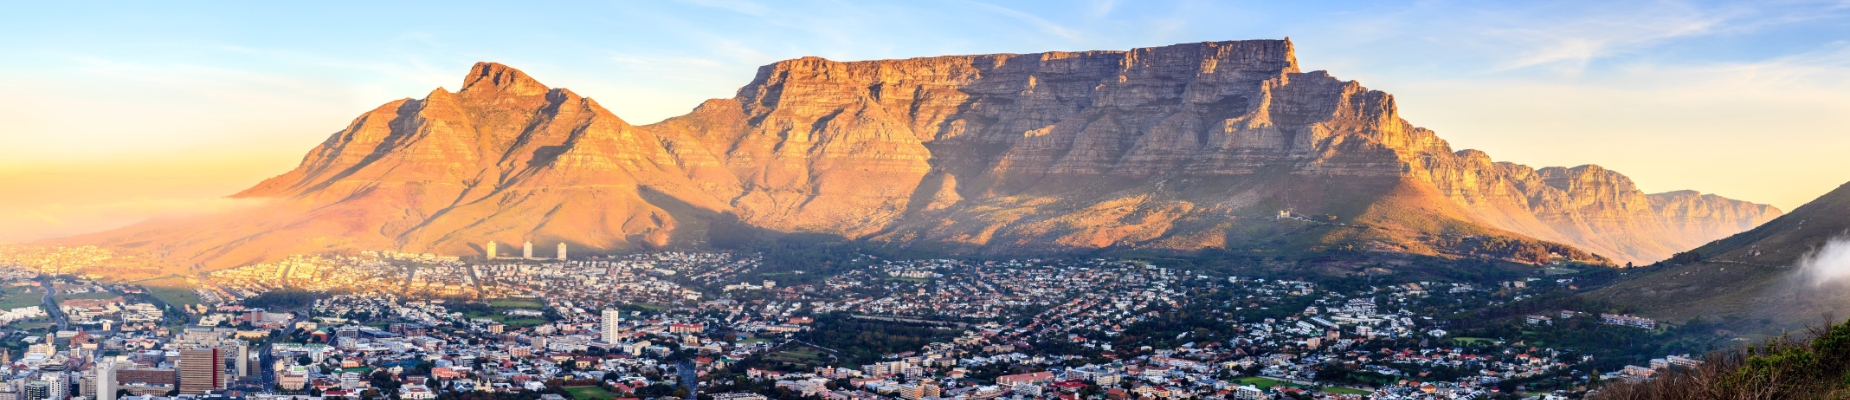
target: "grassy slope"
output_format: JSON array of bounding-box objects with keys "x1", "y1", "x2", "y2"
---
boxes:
[
  {"x1": 135, "y1": 276, "x2": 203, "y2": 306},
  {"x1": 1590, "y1": 181, "x2": 1850, "y2": 333}
]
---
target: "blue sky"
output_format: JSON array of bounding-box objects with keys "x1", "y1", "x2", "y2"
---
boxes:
[{"x1": 2, "y1": 0, "x2": 1849, "y2": 240}]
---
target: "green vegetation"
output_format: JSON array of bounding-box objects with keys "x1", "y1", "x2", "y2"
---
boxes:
[
  {"x1": 797, "y1": 313, "x2": 956, "y2": 366},
  {"x1": 1594, "y1": 318, "x2": 1850, "y2": 399},
  {"x1": 1234, "y1": 377, "x2": 1301, "y2": 389},
  {"x1": 487, "y1": 298, "x2": 544, "y2": 309},
  {"x1": 242, "y1": 290, "x2": 324, "y2": 310},
  {"x1": 763, "y1": 347, "x2": 827, "y2": 364},
  {"x1": 1318, "y1": 386, "x2": 1373, "y2": 395},
  {"x1": 564, "y1": 386, "x2": 614, "y2": 400},
  {"x1": 618, "y1": 303, "x2": 668, "y2": 312},
  {"x1": 0, "y1": 287, "x2": 44, "y2": 310},
  {"x1": 446, "y1": 300, "x2": 557, "y2": 328},
  {"x1": 1451, "y1": 337, "x2": 1495, "y2": 345},
  {"x1": 1448, "y1": 290, "x2": 1732, "y2": 371},
  {"x1": 1542, "y1": 266, "x2": 1580, "y2": 275},
  {"x1": 52, "y1": 291, "x2": 119, "y2": 303},
  {"x1": 138, "y1": 277, "x2": 202, "y2": 306}
]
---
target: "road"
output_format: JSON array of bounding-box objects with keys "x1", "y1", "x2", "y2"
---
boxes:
[
  {"x1": 676, "y1": 359, "x2": 698, "y2": 400},
  {"x1": 849, "y1": 314, "x2": 971, "y2": 328},
  {"x1": 38, "y1": 277, "x2": 69, "y2": 331}
]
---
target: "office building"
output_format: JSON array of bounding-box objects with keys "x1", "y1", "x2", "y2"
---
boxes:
[
  {"x1": 523, "y1": 242, "x2": 533, "y2": 259},
  {"x1": 38, "y1": 373, "x2": 65, "y2": 400},
  {"x1": 486, "y1": 241, "x2": 497, "y2": 259},
  {"x1": 96, "y1": 362, "x2": 116, "y2": 400},
  {"x1": 179, "y1": 347, "x2": 223, "y2": 394},
  {"x1": 557, "y1": 243, "x2": 567, "y2": 260},
  {"x1": 23, "y1": 381, "x2": 48, "y2": 400}
]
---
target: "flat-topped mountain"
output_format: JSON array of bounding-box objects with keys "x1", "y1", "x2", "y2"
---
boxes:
[{"x1": 69, "y1": 40, "x2": 1778, "y2": 272}]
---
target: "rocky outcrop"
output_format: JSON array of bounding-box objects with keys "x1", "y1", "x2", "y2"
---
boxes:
[{"x1": 73, "y1": 40, "x2": 1778, "y2": 270}]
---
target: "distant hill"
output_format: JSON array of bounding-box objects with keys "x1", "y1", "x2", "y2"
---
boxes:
[
  {"x1": 61, "y1": 40, "x2": 1777, "y2": 274},
  {"x1": 1590, "y1": 180, "x2": 1850, "y2": 332}
]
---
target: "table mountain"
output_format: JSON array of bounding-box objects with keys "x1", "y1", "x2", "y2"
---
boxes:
[{"x1": 69, "y1": 39, "x2": 1777, "y2": 271}]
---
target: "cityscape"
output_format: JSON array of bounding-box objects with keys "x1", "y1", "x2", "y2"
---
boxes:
[
  {"x1": 4, "y1": 1, "x2": 1849, "y2": 399},
  {"x1": 0, "y1": 245, "x2": 1705, "y2": 400}
]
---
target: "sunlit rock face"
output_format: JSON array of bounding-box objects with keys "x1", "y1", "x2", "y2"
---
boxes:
[{"x1": 73, "y1": 40, "x2": 1777, "y2": 270}]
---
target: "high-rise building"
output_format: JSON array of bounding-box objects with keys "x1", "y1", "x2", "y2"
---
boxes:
[
  {"x1": 79, "y1": 371, "x2": 95, "y2": 400},
  {"x1": 38, "y1": 373, "x2": 65, "y2": 400},
  {"x1": 557, "y1": 243, "x2": 567, "y2": 260},
  {"x1": 178, "y1": 347, "x2": 222, "y2": 394},
  {"x1": 235, "y1": 342, "x2": 250, "y2": 378},
  {"x1": 523, "y1": 242, "x2": 534, "y2": 259},
  {"x1": 486, "y1": 241, "x2": 498, "y2": 259},
  {"x1": 601, "y1": 309, "x2": 622, "y2": 344},
  {"x1": 96, "y1": 362, "x2": 116, "y2": 400},
  {"x1": 22, "y1": 381, "x2": 48, "y2": 400}
]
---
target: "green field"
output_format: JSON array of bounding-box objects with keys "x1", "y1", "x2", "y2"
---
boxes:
[
  {"x1": 136, "y1": 277, "x2": 202, "y2": 306},
  {"x1": 460, "y1": 310, "x2": 550, "y2": 328},
  {"x1": 495, "y1": 317, "x2": 549, "y2": 327},
  {"x1": 1452, "y1": 337, "x2": 1496, "y2": 345},
  {"x1": 1234, "y1": 377, "x2": 1309, "y2": 390},
  {"x1": 620, "y1": 303, "x2": 667, "y2": 312},
  {"x1": 53, "y1": 292, "x2": 120, "y2": 303},
  {"x1": 11, "y1": 321, "x2": 55, "y2": 332},
  {"x1": 0, "y1": 287, "x2": 44, "y2": 310},
  {"x1": 764, "y1": 347, "x2": 826, "y2": 364},
  {"x1": 1319, "y1": 386, "x2": 1373, "y2": 395},
  {"x1": 487, "y1": 298, "x2": 544, "y2": 309},
  {"x1": 564, "y1": 386, "x2": 614, "y2": 400}
]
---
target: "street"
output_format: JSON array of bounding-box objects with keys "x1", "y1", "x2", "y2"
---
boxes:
[{"x1": 38, "y1": 277, "x2": 68, "y2": 331}]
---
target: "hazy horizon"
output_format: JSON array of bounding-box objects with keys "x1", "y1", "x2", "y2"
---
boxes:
[{"x1": 4, "y1": 0, "x2": 1848, "y2": 242}]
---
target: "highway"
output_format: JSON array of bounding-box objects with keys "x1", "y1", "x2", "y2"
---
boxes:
[{"x1": 38, "y1": 277, "x2": 69, "y2": 331}]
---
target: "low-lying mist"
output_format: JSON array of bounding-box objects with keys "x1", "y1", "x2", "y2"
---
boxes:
[
  {"x1": 0, "y1": 197, "x2": 272, "y2": 243},
  {"x1": 1801, "y1": 234, "x2": 1850, "y2": 285}
]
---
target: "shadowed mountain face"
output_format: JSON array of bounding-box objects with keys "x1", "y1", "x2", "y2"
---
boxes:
[
  {"x1": 1591, "y1": 181, "x2": 1850, "y2": 331},
  {"x1": 71, "y1": 40, "x2": 1777, "y2": 271}
]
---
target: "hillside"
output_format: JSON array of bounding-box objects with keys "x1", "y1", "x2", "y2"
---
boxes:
[
  {"x1": 63, "y1": 40, "x2": 1777, "y2": 273},
  {"x1": 1590, "y1": 181, "x2": 1850, "y2": 331}
]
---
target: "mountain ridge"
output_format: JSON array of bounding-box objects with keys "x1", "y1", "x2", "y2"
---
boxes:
[
  {"x1": 1590, "y1": 180, "x2": 1850, "y2": 332},
  {"x1": 67, "y1": 39, "x2": 1779, "y2": 273}
]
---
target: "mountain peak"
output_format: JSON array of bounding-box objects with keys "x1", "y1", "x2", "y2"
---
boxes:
[
  {"x1": 69, "y1": 40, "x2": 1778, "y2": 273},
  {"x1": 462, "y1": 62, "x2": 548, "y2": 96}
]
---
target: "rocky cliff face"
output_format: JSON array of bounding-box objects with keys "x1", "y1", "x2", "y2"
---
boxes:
[{"x1": 75, "y1": 40, "x2": 1778, "y2": 270}]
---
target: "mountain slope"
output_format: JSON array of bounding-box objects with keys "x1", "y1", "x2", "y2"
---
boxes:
[
  {"x1": 71, "y1": 63, "x2": 738, "y2": 270},
  {"x1": 68, "y1": 40, "x2": 1777, "y2": 272},
  {"x1": 1590, "y1": 181, "x2": 1850, "y2": 329}
]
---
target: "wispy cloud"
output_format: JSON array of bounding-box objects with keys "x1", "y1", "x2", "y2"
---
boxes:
[
  {"x1": 1485, "y1": 5, "x2": 1727, "y2": 73},
  {"x1": 675, "y1": 0, "x2": 771, "y2": 16},
  {"x1": 962, "y1": 1, "x2": 1083, "y2": 41}
]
